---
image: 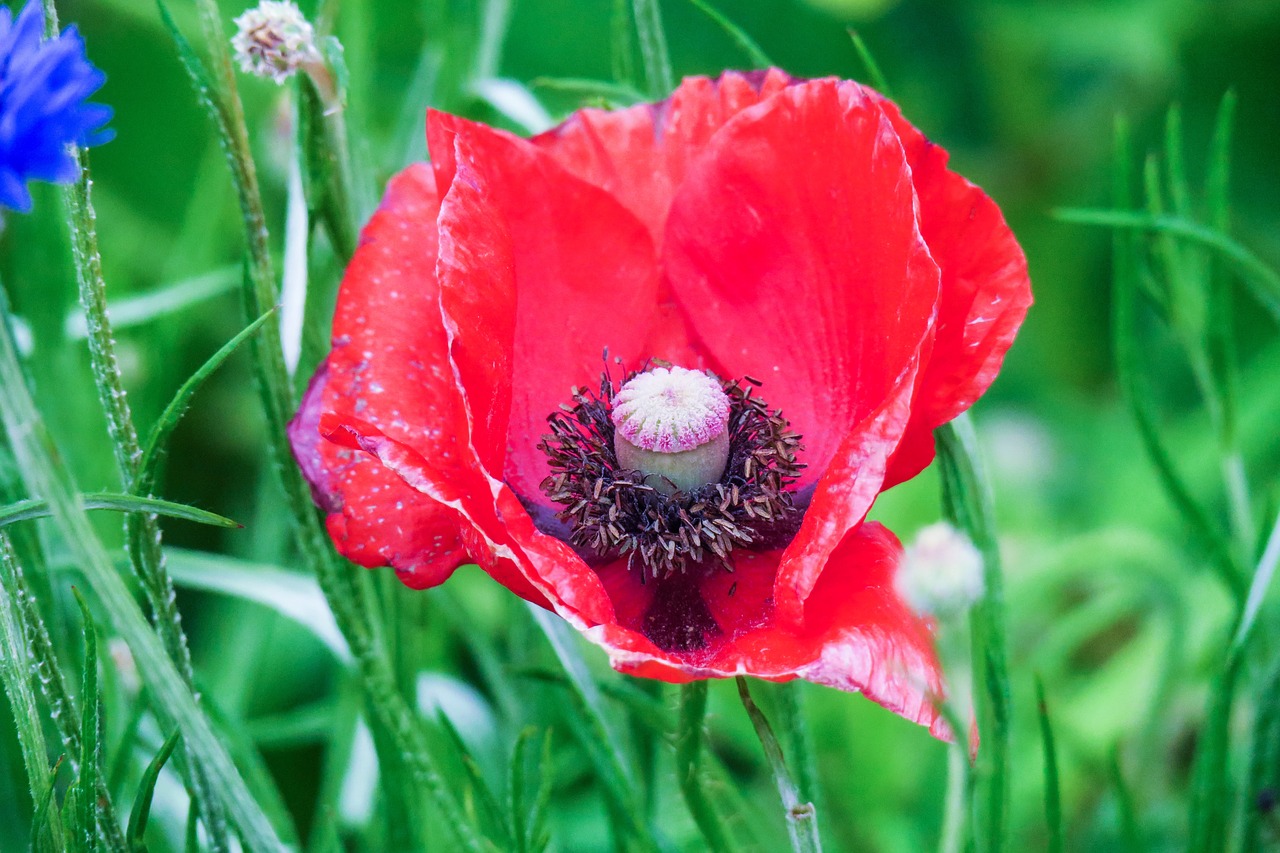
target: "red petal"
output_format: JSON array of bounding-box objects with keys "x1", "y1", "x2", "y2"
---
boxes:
[
  {"x1": 872, "y1": 93, "x2": 1032, "y2": 488},
  {"x1": 319, "y1": 163, "x2": 475, "y2": 494},
  {"x1": 289, "y1": 164, "x2": 477, "y2": 587},
  {"x1": 526, "y1": 69, "x2": 794, "y2": 245},
  {"x1": 289, "y1": 364, "x2": 466, "y2": 588},
  {"x1": 587, "y1": 525, "x2": 948, "y2": 738},
  {"x1": 429, "y1": 113, "x2": 662, "y2": 506},
  {"x1": 663, "y1": 78, "x2": 939, "y2": 485}
]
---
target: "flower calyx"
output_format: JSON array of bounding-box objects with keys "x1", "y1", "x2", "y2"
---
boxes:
[{"x1": 539, "y1": 365, "x2": 804, "y2": 580}]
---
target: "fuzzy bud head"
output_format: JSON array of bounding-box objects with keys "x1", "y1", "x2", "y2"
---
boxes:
[
  {"x1": 232, "y1": 1, "x2": 321, "y2": 83},
  {"x1": 612, "y1": 366, "x2": 731, "y2": 495},
  {"x1": 896, "y1": 522, "x2": 985, "y2": 618}
]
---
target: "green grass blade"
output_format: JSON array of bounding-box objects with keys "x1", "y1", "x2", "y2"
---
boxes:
[
  {"x1": 688, "y1": 0, "x2": 773, "y2": 67},
  {"x1": 509, "y1": 727, "x2": 537, "y2": 853},
  {"x1": 676, "y1": 682, "x2": 737, "y2": 853},
  {"x1": 435, "y1": 711, "x2": 512, "y2": 848},
  {"x1": 31, "y1": 757, "x2": 66, "y2": 853},
  {"x1": 1231, "y1": 508, "x2": 1280, "y2": 652},
  {"x1": 163, "y1": 548, "x2": 349, "y2": 662},
  {"x1": 1188, "y1": 654, "x2": 1241, "y2": 852},
  {"x1": 1108, "y1": 747, "x2": 1145, "y2": 852},
  {"x1": 631, "y1": 0, "x2": 674, "y2": 97},
  {"x1": 1207, "y1": 92, "x2": 1238, "y2": 233},
  {"x1": 530, "y1": 76, "x2": 647, "y2": 107},
  {"x1": 1055, "y1": 208, "x2": 1280, "y2": 324},
  {"x1": 527, "y1": 606, "x2": 656, "y2": 851},
  {"x1": 127, "y1": 730, "x2": 181, "y2": 852},
  {"x1": 0, "y1": 493, "x2": 241, "y2": 531},
  {"x1": 847, "y1": 29, "x2": 892, "y2": 98},
  {"x1": 0, "y1": 286, "x2": 288, "y2": 850},
  {"x1": 1241, "y1": 657, "x2": 1280, "y2": 852},
  {"x1": 0, "y1": 534, "x2": 55, "y2": 802},
  {"x1": 135, "y1": 308, "x2": 275, "y2": 498},
  {"x1": 611, "y1": 0, "x2": 637, "y2": 87},
  {"x1": 62, "y1": 267, "x2": 238, "y2": 340},
  {"x1": 73, "y1": 590, "x2": 101, "y2": 853},
  {"x1": 1035, "y1": 677, "x2": 1063, "y2": 853}
]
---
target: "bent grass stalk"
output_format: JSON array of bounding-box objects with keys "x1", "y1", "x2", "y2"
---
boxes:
[
  {"x1": 736, "y1": 677, "x2": 822, "y2": 853},
  {"x1": 166, "y1": 2, "x2": 488, "y2": 847}
]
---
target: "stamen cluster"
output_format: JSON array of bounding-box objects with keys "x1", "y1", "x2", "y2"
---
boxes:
[{"x1": 540, "y1": 369, "x2": 804, "y2": 579}]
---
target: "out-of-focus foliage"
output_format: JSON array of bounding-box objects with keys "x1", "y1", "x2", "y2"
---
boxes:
[{"x1": 0, "y1": 0, "x2": 1277, "y2": 850}]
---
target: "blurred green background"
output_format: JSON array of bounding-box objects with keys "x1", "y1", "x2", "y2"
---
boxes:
[{"x1": 2, "y1": 0, "x2": 1279, "y2": 849}]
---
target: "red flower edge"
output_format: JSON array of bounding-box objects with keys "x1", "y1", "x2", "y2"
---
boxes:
[{"x1": 290, "y1": 69, "x2": 1031, "y2": 740}]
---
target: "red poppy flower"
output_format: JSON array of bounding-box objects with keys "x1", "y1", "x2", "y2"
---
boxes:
[{"x1": 290, "y1": 69, "x2": 1030, "y2": 738}]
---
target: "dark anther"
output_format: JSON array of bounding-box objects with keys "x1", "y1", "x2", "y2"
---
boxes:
[{"x1": 538, "y1": 366, "x2": 804, "y2": 579}]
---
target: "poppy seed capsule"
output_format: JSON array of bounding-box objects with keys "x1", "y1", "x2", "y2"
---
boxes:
[{"x1": 611, "y1": 366, "x2": 731, "y2": 495}]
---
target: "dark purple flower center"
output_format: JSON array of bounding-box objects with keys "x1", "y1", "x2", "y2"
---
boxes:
[{"x1": 538, "y1": 364, "x2": 805, "y2": 581}]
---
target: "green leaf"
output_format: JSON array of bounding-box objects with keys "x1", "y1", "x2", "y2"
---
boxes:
[
  {"x1": 62, "y1": 267, "x2": 239, "y2": 340},
  {"x1": 1035, "y1": 677, "x2": 1063, "y2": 853},
  {"x1": 135, "y1": 309, "x2": 275, "y2": 500},
  {"x1": 0, "y1": 493, "x2": 242, "y2": 531},
  {"x1": 687, "y1": 0, "x2": 773, "y2": 67},
  {"x1": 127, "y1": 730, "x2": 181, "y2": 852},
  {"x1": 163, "y1": 548, "x2": 349, "y2": 662}
]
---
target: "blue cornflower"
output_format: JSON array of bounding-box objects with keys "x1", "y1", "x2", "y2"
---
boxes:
[{"x1": 0, "y1": 0, "x2": 112, "y2": 212}]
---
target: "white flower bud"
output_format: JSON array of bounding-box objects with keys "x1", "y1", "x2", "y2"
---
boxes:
[
  {"x1": 231, "y1": 1, "x2": 321, "y2": 84},
  {"x1": 896, "y1": 522, "x2": 985, "y2": 618}
]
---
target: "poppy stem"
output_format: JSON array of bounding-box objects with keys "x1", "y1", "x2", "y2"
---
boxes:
[
  {"x1": 735, "y1": 677, "x2": 823, "y2": 853},
  {"x1": 936, "y1": 415, "x2": 1012, "y2": 853},
  {"x1": 676, "y1": 683, "x2": 737, "y2": 853}
]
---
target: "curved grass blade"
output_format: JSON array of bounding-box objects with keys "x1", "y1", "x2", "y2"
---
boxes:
[
  {"x1": 135, "y1": 308, "x2": 275, "y2": 498},
  {"x1": 688, "y1": 0, "x2": 773, "y2": 67},
  {"x1": 127, "y1": 730, "x2": 181, "y2": 852},
  {"x1": 530, "y1": 77, "x2": 646, "y2": 108},
  {"x1": 63, "y1": 267, "x2": 239, "y2": 340},
  {"x1": 0, "y1": 494, "x2": 241, "y2": 531},
  {"x1": 1055, "y1": 209, "x2": 1280, "y2": 324}
]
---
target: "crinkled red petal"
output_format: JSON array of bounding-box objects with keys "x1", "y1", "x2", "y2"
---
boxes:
[
  {"x1": 290, "y1": 364, "x2": 467, "y2": 588},
  {"x1": 587, "y1": 523, "x2": 948, "y2": 738},
  {"x1": 288, "y1": 164, "x2": 472, "y2": 587},
  {"x1": 874, "y1": 92, "x2": 1032, "y2": 487},
  {"x1": 429, "y1": 112, "x2": 663, "y2": 507}
]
